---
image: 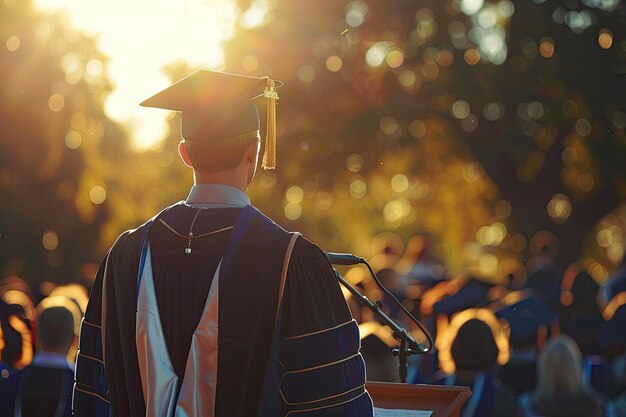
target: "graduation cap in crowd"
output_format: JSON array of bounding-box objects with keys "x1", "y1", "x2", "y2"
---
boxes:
[
  {"x1": 141, "y1": 70, "x2": 282, "y2": 169},
  {"x1": 491, "y1": 290, "x2": 558, "y2": 348},
  {"x1": 430, "y1": 277, "x2": 493, "y2": 317}
]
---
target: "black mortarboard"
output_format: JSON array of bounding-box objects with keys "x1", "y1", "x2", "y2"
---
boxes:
[
  {"x1": 491, "y1": 290, "x2": 558, "y2": 347},
  {"x1": 140, "y1": 69, "x2": 282, "y2": 169},
  {"x1": 431, "y1": 277, "x2": 492, "y2": 317}
]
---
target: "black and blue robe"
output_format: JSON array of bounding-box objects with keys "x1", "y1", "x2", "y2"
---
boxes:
[{"x1": 73, "y1": 202, "x2": 373, "y2": 416}]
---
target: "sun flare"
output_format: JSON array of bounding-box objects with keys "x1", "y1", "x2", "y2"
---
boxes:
[{"x1": 33, "y1": 0, "x2": 240, "y2": 150}]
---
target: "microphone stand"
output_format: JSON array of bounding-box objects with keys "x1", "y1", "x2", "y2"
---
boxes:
[{"x1": 333, "y1": 269, "x2": 427, "y2": 383}]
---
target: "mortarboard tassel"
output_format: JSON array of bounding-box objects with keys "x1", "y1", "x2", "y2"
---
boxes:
[{"x1": 262, "y1": 78, "x2": 278, "y2": 169}]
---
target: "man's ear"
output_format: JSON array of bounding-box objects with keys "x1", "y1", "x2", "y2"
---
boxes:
[
  {"x1": 245, "y1": 137, "x2": 260, "y2": 164},
  {"x1": 178, "y1": 140, "x2": 193, "y2": 168}
]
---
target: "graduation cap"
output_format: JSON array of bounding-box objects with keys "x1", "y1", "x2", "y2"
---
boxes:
[
  {"x1": 490, "y1": 290, "x2": 558, "y2": 348},
  {"x1": 430, "y1": 276, "x2": 492, "y2": 317},
  {"x1": 141, "y1": 69, "x2": 282, "y2": 169}
]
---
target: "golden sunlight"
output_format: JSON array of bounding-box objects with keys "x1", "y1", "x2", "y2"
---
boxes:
[{"x1": 34, "y1": 0, "x2": 242, "y2": 150}]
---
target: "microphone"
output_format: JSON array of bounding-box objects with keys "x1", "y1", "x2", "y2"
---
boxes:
[{"x1": 325, "y1": 252, "x2": 365, "y2": 265}]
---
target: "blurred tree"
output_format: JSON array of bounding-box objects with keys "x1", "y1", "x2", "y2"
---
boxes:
[
  {"x1": 221, "y1": 0, "x2": 626, "y2": 270},
  {"x1": 3, "y1": 0, "x2": 624, "y2": 287},
  {"x1": 0, "y1": 0, "x2": 131, "y2": 284}
]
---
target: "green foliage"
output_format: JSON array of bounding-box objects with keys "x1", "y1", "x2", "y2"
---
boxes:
[{"x1": 222, "y1": 0, "x2": 626, "y2": 270}]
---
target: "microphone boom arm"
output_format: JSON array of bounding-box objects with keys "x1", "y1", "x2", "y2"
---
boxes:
[
  {"x1": 333, "y1": 270, "x2": 427, "y2": 354},
  {"x1": 332, "y1": 268, "x2": 428, "y2": 383}
]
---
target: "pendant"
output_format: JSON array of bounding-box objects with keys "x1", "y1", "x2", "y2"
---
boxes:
[{"x1": 186, "y1": 232, "x2": 193, "y2": 255}]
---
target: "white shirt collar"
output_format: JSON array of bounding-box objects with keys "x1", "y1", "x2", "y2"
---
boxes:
[{"x1": 185, "y1": 184, "x2": 250, "y2": 209}]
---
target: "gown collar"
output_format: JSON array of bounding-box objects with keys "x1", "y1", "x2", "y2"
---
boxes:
[{"x1": 185, "y1": 184, "x2": 250, "y2": 209}]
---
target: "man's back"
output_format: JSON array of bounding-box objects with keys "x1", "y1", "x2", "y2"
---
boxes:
[
  {"x1": 74, "y1": 69, "x2": 373, "y2": 417},
  {"x1": 74, "y1": 192, "x2": 373, "y2": 416}
]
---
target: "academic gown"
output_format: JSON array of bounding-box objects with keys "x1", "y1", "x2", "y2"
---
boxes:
[{"x1": 73, "y1": 185, "x2": 373, "y2": 417}]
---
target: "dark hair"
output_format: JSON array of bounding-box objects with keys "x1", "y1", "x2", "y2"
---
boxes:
[
  {"x1": 38, "y1": 306, "x2": 74, "y2": 353},
  {"x1": 450, "y1": 318, "x2": 499, "y2": 372},
  {"x1": 185, "y1": 130, "x2": 259, "y2": 173}
]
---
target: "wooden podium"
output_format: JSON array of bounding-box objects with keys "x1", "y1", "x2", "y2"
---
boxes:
[{"x1": 366, "y1": 382, "x2": 471, "y2": 417}]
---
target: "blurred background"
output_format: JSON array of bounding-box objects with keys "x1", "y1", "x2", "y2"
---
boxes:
[{"x1": 1, "y1": 0, "x2": 626, "y2": 413}]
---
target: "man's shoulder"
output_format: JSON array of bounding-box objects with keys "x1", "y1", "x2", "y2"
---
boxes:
[
  {"x1": 109, "y1": 203, "x2": 185, "y2": 254},
  {"x1": 106, "y1": 217, "x2": 163, "y2": 266},
  {"x1": 109, "y1": 223, "x2": 146, "y2": 256},
  {"x1": 292, "y1": 235, "x2": 325, "y2": 257}
]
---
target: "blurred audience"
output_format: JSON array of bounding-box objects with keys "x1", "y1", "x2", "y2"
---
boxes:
[
  {"x1": 518, "y1": 335, "x2": 607, "y2": 417},
  {"x1": 525, "y1": 232, "x2": 563, "y2": 313},
  {"x1": 440, "y1": 314, "x2": 520, "y2": 417},
  {"x1": 398, "y1": 234, "x2": 447, "y2": 288},
  {"x1": 560, "y1": 265, "x2": 605, "y2": 356},
  {"x1": 1, "y1": 226, "x2": 625, "y2": 414},
  {"x1": 0, "y1": 298, "x2": 34, "y2": 378},
  {"x1": 0, "y1": 305, "x2": 75, "y2": 417},
  {"x1": 493, "y1": 293, "x2": 558, "y2": 396}
]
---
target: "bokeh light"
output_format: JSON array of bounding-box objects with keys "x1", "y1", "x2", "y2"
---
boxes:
[
  {"x1": 386, "y1": 50, "x2": 404, "y2": 69},
  {"x1": 575, "y1": 118, "x2": 592, "y2": 136},
  {"x1": 48, "y1": 94, "x2": 65, "y2": 112},
  {"x1": 464, "y1": 48, "x2": 481, "y2": 65},
  {"x1": 89, "y1": 185, "x2": 107, "y2": 205},
  {"x1": 350, "y1": 177, "x2": 367, "y2": 199},
  {"x1": 65, "y1": 131, "x2": 82, "y2": 149},
  {"x1": 284, "y1": 203, "x2": 302, "y2": 220},
  {"x1": 346, "y1": 154, "x2": 364, "y2": 173},
  {"x1": 408, "y1": 120, "x2": 426, "y2": 139},
  {"x1": 483, "y1": 102, "x2": 505, "y2": 121},
  {"x1": 460, "y1": 114, "x2": 479, "y2": 132},
  {"x1": 6, "y1": 35, "x2": 20, "y2": 52},
  {"x1": 286, "y1": 186, "x2": 304, "y2": 204},
  {"x1": 547, "y1": 193, "x2": 572, "y2": 223},
  {"x1": 345, "y1": 0, "x2": 368, "y2": 28},
  {"x1": 240, "y1": 0, "x2": 269, "y2": 29},
  {"x1": 42, "y1": 230, "x2": 59, "y2": 251},
  {"x1": 325, "y1": 55, "x2": 343, "y2": 72},
  {"x1": 366, "y1": 42, "x2": 389, "y2": 67},
  {"x1": 398, "y1": 70, "x2": 418, "y2": 89},
  {"x1": 452, "y1": 100, "x2": 471, "y2": 119},
  {"x1": 460, "y1": 0, "x2": 484, "y2": 15},
  {"x1": 297, "y1": 65, "x2": 316, "y2": 83},
  {"x1": 598, "y1": 29, "x2": 613, "y2": 49},
  {"x1": 391, "y1": 174, "x2": 409, "y2": 193},
  {"x1": 539, "y1": 37, "x2": 555, "y2": 58}
]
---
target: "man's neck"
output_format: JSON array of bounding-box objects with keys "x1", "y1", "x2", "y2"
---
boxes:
[{"x1": 194, "y1": 170, "x2": 247, "y2": 192}]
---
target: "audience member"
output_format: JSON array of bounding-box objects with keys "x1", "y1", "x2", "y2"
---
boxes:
[
  {"x1": 0, "y1": 305, "x2": 75, "y2": 417},
  {"x1": 518, "y1": 335, "x2": 607, "y2": 417},
  {"x1": 0, "y1": 298, "x2": 33, "y2": 376},
  {"x1": 560, "y1": 265, "x2": 605, "y2": 356},
  {"x1": 524, "y1": 231, "x2": 562, "y2": 313},
  {"x1": 493, "y1": 292, "x2": 558, "y2": 395},
  {"x1": 437, "y1": 311, "x2": 520, "y2": 417}
]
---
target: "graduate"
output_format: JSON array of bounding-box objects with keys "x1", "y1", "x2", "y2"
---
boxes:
[
  {"x1": 0, "y1": 305, "x2": 75, "y2": 417},
  {"x1": 72, "y1": 70, "x2": 373, "y2": 417}
]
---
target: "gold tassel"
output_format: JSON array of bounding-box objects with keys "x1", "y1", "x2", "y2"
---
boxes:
[{"x1": 262, "y1": 78, "x2": 278, "y2": 170}]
